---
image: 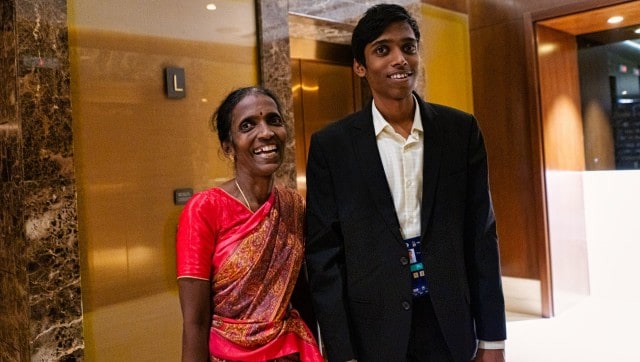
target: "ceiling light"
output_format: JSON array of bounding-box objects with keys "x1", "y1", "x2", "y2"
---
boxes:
[
  {"x1": 206, "y1": 3, "x2": 217, "y2": 11},
  {"x1": 635, "y1": 28, "x2": 640, "y2": 34},
  {"x1": 607, "y1": 16, "x2": 623, "y2": 24}
]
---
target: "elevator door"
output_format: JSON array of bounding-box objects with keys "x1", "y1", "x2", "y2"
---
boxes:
[{"x1": 291, "y1": 58, "x2": 362, "y2": 194}]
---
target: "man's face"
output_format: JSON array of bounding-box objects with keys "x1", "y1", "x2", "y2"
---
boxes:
[{"x1": 354, "y1": 21, "x2": 420, "y2": 102}]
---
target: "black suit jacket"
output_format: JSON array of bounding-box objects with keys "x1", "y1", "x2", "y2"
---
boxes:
[{"x1": 305, "y1": 93, "x2": 506, "y2": 362}]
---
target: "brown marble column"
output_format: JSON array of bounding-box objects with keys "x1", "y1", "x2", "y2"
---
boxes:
[
  {"x1": 0, "y1": 164, "x2": 29, "y2": 347},
  {"x1": 255, "y1": 0, "x2": 297, "y2": 189},
  {"x1": 0, "y1": 0, "x2": 84, "y2": 360},
  {"x1": 1, "y1": 1, "x2": 30, "y2": 360}
]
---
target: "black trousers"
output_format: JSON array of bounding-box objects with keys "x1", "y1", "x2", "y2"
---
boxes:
[{"x1": 406, "y1": 295, "x2": 455, "y2": 362}]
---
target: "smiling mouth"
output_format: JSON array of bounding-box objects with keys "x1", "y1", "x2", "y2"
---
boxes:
[
  {"x1": 389, "y1": 72, "x2": 412, "y2": 80},
  {"x1": 253, "y1": 145, "x2": 278, "y2": 155}
]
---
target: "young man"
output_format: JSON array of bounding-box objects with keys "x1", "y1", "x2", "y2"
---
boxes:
[{"x1": 304, "y1": 4, "x2": 506, "y2": 362}]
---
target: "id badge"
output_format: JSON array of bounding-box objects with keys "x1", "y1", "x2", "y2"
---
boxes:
[{"x1": 405, "y1": 236, "x2": 428, "y2": 296}]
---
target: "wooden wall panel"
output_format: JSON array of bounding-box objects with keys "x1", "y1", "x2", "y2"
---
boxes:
[
  {"x1": 536, "y1": 25, "x2": 585, "y2": 170},
  {"x1": 470, "y1": 21, "x2": 540, "y2": 279},
  {"x1": 468, "y1": 0, "x2": 596, "y2": 30},
  {"x1": 537, "y1": 1, "x2": 640, "y2": 35},
  {"x1": 468, "y1": 1, "x2": 523, "y2": 29},
  {"x1": 536, "y1": 24, "x2": 590, "y2": 314},
  {"x1": 421, "y1": 0, "x2": 467, "y2": 14}
]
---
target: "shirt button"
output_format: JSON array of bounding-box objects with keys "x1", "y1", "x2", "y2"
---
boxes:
[
  {"x1": 400, "y1": 256, "x2": 409, "y2": 265},
  {"x1": 402, "y1": 301, "x2": 411, "y2": 310}
]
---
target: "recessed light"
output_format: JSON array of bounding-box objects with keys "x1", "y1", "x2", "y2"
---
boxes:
[
  {"x1": 206, "y1": 3, "x2": 217, "y2": 11},
  {"x1": 607, "y1": 16, "x2": 623, "y2": 24}
]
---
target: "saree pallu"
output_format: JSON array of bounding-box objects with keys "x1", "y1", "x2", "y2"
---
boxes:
[{"x1": 210, "y1": 187, "x2": 323, "y2": 362}]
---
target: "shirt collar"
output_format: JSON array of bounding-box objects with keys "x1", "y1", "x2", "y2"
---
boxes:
[{"x1": 372, "y1": 95, "x2": 423, "y2": 137}]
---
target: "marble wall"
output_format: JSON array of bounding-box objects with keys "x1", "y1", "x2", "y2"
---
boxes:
[
  {"x1": 0, "y1": 0, "x2": 84, "y2": 360},
  {"x1": 1, "y1": 2, "x2": 28, "y2": 360},
  {"x1": 256, "y1": 0, "x2": 297, "y2": 188}
]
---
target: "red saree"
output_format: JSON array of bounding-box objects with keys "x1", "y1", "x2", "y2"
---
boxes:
[{"x1": 176, "y1": 186, "x2": 323, "y2": 362}]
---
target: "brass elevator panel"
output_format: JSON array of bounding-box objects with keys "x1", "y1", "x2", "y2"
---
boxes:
[{"x1": 290, "y1": 41, "x2": 364, "y2": 194}]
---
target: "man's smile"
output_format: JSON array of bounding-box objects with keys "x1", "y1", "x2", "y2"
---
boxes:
[{"x1": 389, "y1": 71, "x2": 412, "y2": 80}]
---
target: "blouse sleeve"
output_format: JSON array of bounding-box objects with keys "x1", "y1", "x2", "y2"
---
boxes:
[{"x1": 176, "y1": 191, "x2": 217, "y2": 280}]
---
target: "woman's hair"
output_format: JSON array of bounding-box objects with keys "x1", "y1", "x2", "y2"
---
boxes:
[
  {"x1": 351, "y1": 4, "x2": 421, "y2": 68},
  {"x1": 211, "y1": 86, "x2": 285, "y2": 147}
]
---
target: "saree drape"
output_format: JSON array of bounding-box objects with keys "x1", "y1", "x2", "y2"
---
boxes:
[{"x1": 177, "y1": 187, "x2": 323, "y2": 362}]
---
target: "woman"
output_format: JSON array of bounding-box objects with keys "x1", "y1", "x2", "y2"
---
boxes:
[{"x1": 176, "y1": 86, "x2": 323, "y2": 362}]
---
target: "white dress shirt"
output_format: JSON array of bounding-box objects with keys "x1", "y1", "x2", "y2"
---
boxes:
[{"x1": 372, "y1": 99, "x2": 423, "y2": 240}]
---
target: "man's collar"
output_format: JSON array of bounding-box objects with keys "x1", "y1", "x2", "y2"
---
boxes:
[{"x1": 372, "y1": 95, "x2": 423, "y2": 136}]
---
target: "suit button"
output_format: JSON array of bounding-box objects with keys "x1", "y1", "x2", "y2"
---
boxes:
[
  {"x1": 400, "y1": 256, "x2": 409, "y2": 265},
  {"x1": 402, "y1": 301, "x2": 411, "y2": 310}
]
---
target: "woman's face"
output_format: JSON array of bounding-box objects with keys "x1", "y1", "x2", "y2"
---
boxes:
[{"x1": 225, "y1": 93, "x2": 287, "y2": 179}]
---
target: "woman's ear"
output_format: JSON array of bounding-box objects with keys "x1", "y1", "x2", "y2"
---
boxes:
[
  {"x1": 221, "y1": 141, "x2": 234, "y2": 158},
  {"x1": 353, "y1": 59, "x2": 366, "y2": 78}
]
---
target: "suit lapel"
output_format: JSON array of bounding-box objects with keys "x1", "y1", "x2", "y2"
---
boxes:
[
  {"x1": 349, "y1": 105, "x2": 404, "y2": 245},
  {"x1": 418, "y1": 97, "x2": 443, "y2": 237}
]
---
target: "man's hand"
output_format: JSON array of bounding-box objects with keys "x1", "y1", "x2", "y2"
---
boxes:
[{"x1": 475, "y1": 348, "x2": 505, "y2": 362}]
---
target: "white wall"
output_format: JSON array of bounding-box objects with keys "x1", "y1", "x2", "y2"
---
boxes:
[{"x1": 583, "y1": 170, "x2": 640, "y2": 300}]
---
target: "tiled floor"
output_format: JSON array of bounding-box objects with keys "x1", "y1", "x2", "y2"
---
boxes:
[{"x1": 506, "y1": 295, "x2": 637, "y2": 361}]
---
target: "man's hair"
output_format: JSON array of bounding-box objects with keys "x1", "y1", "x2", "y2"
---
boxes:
[{"x1": 351, "y1": 3, "x2": 421, "y2": 68}]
